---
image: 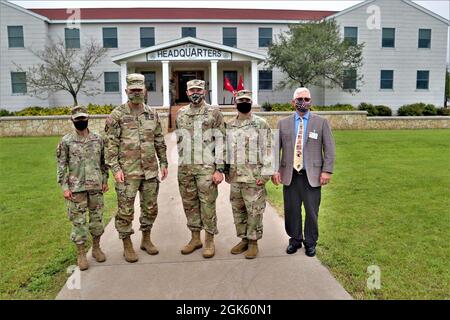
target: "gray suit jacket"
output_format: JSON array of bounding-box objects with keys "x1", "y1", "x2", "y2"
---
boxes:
[{"x1": 276, "y1": 112, "x2": 336, "y2": 187}]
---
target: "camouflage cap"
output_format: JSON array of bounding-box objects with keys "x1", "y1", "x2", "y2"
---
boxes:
[
  {"x1": 126, "y1": 73, "x2": 145, "y2": 90},
  {"x1": 235, "y1": 90, "x2": 252, "y2": 101},
  {"x1": 71, "y1": 105, "x2": 89, "y2": 119},
  {"x1": 187, "y1": 79, "x2": 205, "y2": 90}
]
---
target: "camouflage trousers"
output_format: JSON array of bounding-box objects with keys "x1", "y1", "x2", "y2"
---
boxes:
[
  {"x1": 114, "y1": 178, "x2": 159, "y2": 239},
  {"x1": 66, "y1": 190, "x2": 105, "y2": 245},
  {"x1": 178, "y1": 168, "x2": 218, "y2": 235},
  {"x1": 230, "y1": 182, "x2": 266, "y2": 240}
]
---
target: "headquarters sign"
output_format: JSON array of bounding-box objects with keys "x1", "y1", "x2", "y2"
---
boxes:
[{"x1": 147, "y1": 44, "x2": 232, "y2": 61}]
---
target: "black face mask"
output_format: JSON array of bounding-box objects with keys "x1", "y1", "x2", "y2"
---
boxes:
[
  {"x1": 73, "y1": 120, "x2": 88, "y2": 131},
  {"x1": 189, "y1": 93, "x2": 204, "y2": 105},
  {"x1": 237, "y1": 102, "x2": 252, "y2": 114}
]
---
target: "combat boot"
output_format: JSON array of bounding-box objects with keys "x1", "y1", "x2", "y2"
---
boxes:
[
  {"x1": 245, "y1": 240, "x2": 259, "y2": 259},
  {"x1": 203, "y1": 232, "x2": 215, "y2": 258},
  {"x1": 140, "y1": 230, "x2": 159, "y2": 255},
  {"x1": 122, "y1": 236, "x2": 139, "y2": 263},
  {"x1": 92, "y1": 236, "x2": 106, "y2": 262},
  {"x1": 76, "y1": 244, "x2": 89, "y2": 271},
  {"x1": 230, "y1": 238, "x2": 249, "y2": 254},
  {"x1": 181, "y1": 231, "x2": 202, "y2": 254}
]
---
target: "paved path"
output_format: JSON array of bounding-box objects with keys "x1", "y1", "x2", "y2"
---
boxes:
[{"x1": 57, "y1": 133, "x2": 351, "y2": 300}]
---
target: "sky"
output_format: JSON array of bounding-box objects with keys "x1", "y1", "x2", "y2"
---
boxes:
[{"x1": 8, "y1": 0, "x2": 450, "y2": 20}]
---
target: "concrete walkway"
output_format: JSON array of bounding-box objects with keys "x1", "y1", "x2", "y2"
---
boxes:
[{"x1": 57, "y1": 133, "x2": 351, "y2": 300}]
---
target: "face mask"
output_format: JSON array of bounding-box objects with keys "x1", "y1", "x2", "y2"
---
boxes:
[
  {"x1": 295, "y1": 99, "x2": 312, "y2": 113},
  {"x1": 189, "y1": 93, "x2": 204, "y2": 105},
  {"x1": 128, "y1": 92, "x2": 145, "y2": 104},
  {"x1": 73, "y1": 120, "x2": 88, "y2": 131},
  {"x1": 237, "y1": 102, "x2": 252, "y2": 114}
]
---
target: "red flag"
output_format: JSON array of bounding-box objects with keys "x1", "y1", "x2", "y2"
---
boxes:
[
  {"x1": 237, "y1": 75, "x2": 244, "y2": 91},
  {"x1": 224, "y1": 76, "x2": 236, "y2": 96}
]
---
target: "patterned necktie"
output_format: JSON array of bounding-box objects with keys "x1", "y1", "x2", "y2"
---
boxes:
[{"x1": 293, "y1": 117, "x2": 303, "y2": 172}]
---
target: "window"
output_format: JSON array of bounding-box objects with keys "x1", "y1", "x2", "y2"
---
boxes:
[
  {"x1": 223, "y1": 71, "x2": 238, "y2": 90},
  {"x1": 140, "y1": 27, "x2": 155, "y2": 48},
  {"x1": 258, "y1": 70, "x2": 272, "y2": 90},
  {"x1": 418, "y1": 29, "x2": 431, "y2": 48},
  {"x1": 382, "y1": 28, "x2": 395, "y2": 48},
  {"x1": 11, "y1": 72, "x2": 27, "y2": 94},
  {"x1": 343, "y1": 69, "x2": 357, "y2": 90},
  {"x1": 65, "y1": 28, "x2": 80, "y2": 49},
  {"x1": 104, "y1": 72, "x2": 119, "y2": 92},
  {"x1": 258, "y1": 28, "x2": 272, "y2": 47},
  {"x1": 223, "y1": 27, "x2": 237, "y2": 47},
  {"x1": 182, "y1": 27, "x2": 196, "y2": 38},
  {"x1": 103, "y1": 27, "x2": 118, "y2": 48},
  {"x1": 141, "y1": 72, "x2": 156, "y2": 91},
  {"x1": 8, "y1": 26, "x2": 24, "y2": 48},
  {"x1": 416, "y1": 70, "x2": 429, "y2": 90},
  {"x1": 380, "y1": 70, "x2": 394, "y2": 89},
  {"x1": 344, "y1": 27, "x2": 358, "y2": 46}
]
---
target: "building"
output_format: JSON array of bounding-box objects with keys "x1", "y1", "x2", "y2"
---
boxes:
[{"x1": 1, "y1": 0, "x2": 448, "y2": 112}]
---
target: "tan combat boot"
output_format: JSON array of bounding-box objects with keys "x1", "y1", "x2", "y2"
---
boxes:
[
  {"x1": 230, "y1": 238, "x2": 249, "y2": 254},
  {"x1": 140, "y1": 230, "x2": 159, "y2": 255},
  {"x1": 92, "y1": 236, "x2": 106, "y2": 262},
  {"x1": 181, "y1": 231, "x2": 202, "y2": 255},
  {"x1": 122, "y1": 236, "x2": 139, "y2": 263},
  {"x1": 76, "y1": 244, "x2": 89, "y2": 271},
  {"x1": 203, "y1": 232, "x2": 215, "y2": 258},
  {"x1": 245, "y1": 240, "x2": 259, "y2": 259}
]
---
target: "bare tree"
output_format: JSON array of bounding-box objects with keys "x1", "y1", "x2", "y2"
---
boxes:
[{"x1": 14, "y1": 37, "x2": 108, "y2": 106}]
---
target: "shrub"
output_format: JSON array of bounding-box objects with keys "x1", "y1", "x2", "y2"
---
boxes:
[
  {"x1": 312, "y1": 104, "x2": 355, "y2": 111},
  {"x1": 2, "y1": 104, "x2": 117, "y2": 117},
  {"x1": 374, "y1": 105, "x2": 392, "y2": 116},
  {"x1": 358, "y1": 102, "x2": 377, "y2": 116},
  {"x1": 397, "y1": 103, "x2": 437, "y2": 116},
  {"x1": 261, "y1": 101, "x2": 272, "y2": 111},
  {"x1": 437, "y1": 107, "x2": 450, "y2": 116},
  {"x1": 270, "y1": 103, "x2": 294, "y2": 112},
  {"x1": 0, "y1": 109, "x2": 13, "y2": 117}
]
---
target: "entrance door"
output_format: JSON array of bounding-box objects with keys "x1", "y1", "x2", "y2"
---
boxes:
[{"x1": 176, "y1": 71, "x2": 204, "y2": 103}]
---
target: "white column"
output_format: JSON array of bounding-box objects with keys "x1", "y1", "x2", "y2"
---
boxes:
[
  {"x1": 162, "y1": 61, "x2": 170, "y2": 107},
  {"x1": 251, "y1": 60, "x2": 258, "y2": 105},
  {"x1": 210, "y1": 60, "x2": 218, "y2": 106},
  {"x1": 120, "y1": 62, "x2": 127, "y2": 104}
]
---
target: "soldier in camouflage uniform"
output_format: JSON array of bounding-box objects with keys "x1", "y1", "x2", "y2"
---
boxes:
[
  {"x1": 104, "y1": 73, "x2": 168, "y2": 263},
  {"x1": 57, "y1": 106, "x2": 109, "y2": 271},
  {"x1": 175, "y1": 79, "x2": 226, "y2": 258},
  {"x1": 225, "y1": 90, "x2": 272, "y2": 259}
]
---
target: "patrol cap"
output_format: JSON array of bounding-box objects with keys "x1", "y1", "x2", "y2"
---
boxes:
[
  {"x1": 71, "y1": 105, "x2": 89, "y2": 119},
  {"x1": 187, "y1": 79, "x2": 205, "y2": 90},
  {"x1": 126, "y1": 73, "x2": 145, "y2": 90},
  {"x1": 235, "y1": 90, "x2": 252, "y2": 101}
]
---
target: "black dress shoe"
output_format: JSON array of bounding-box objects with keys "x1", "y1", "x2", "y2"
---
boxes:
[
  {"x1": 286, "y1": 242, "x2": 302, "y2": 254},
  {"x1": 305, "y1": 246, "x2": 316, "y2": 257}
]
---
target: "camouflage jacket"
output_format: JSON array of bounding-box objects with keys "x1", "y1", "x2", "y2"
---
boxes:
[
  {"x1": 175, "y1": 101, "x2": 225, "y2": 172},
  {"x1": 225, "y1": 113, "x2": 273, "y2": 184},
  {"x1": 104, "y1": 103, "x2": 168, "y2": 180},
  {"x1": 56, "y1": 130, "x2": 108, "y2": 192}
]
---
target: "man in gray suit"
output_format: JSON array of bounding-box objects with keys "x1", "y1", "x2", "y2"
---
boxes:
[{"x1": 272, "y1": 87, "x2": 335, "y2": 257}]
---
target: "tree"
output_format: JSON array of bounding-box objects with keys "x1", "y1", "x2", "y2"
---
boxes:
[
  {"x1": 265, "y1": 19, "x2": 364, "y2": 92},
  {"x1": 14, "y1": 37, "x2": 107, "y2": 106}
]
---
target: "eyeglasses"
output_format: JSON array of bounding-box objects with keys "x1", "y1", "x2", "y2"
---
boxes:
[{"x1": 296, "y1": 97, "x2": 311, "y2": 102}]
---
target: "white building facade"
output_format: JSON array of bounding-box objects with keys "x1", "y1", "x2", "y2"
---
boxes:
[{"x1": 1, "y1": 0, "x2": 448, "y2": 112}]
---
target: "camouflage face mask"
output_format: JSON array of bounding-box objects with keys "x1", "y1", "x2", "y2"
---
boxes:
[
  {"x1": 128, "y1": 92, "x2": 145, "y2": 104},
  {"x1": 189, "y1": 93, "x2": 204, "y2": 105}
]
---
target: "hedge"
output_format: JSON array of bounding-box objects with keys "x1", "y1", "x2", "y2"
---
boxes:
[{"x1": 0, "y1": 104, "x2": 116, "y2": 117}]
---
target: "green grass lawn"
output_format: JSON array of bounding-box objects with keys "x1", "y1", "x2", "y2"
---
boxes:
[
  {"x1": 267, "y1": 129, "x2": 450, "y2": 300},
  {"x1": 0, "y1": 137, "x2": 117, "y2": 300}
]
